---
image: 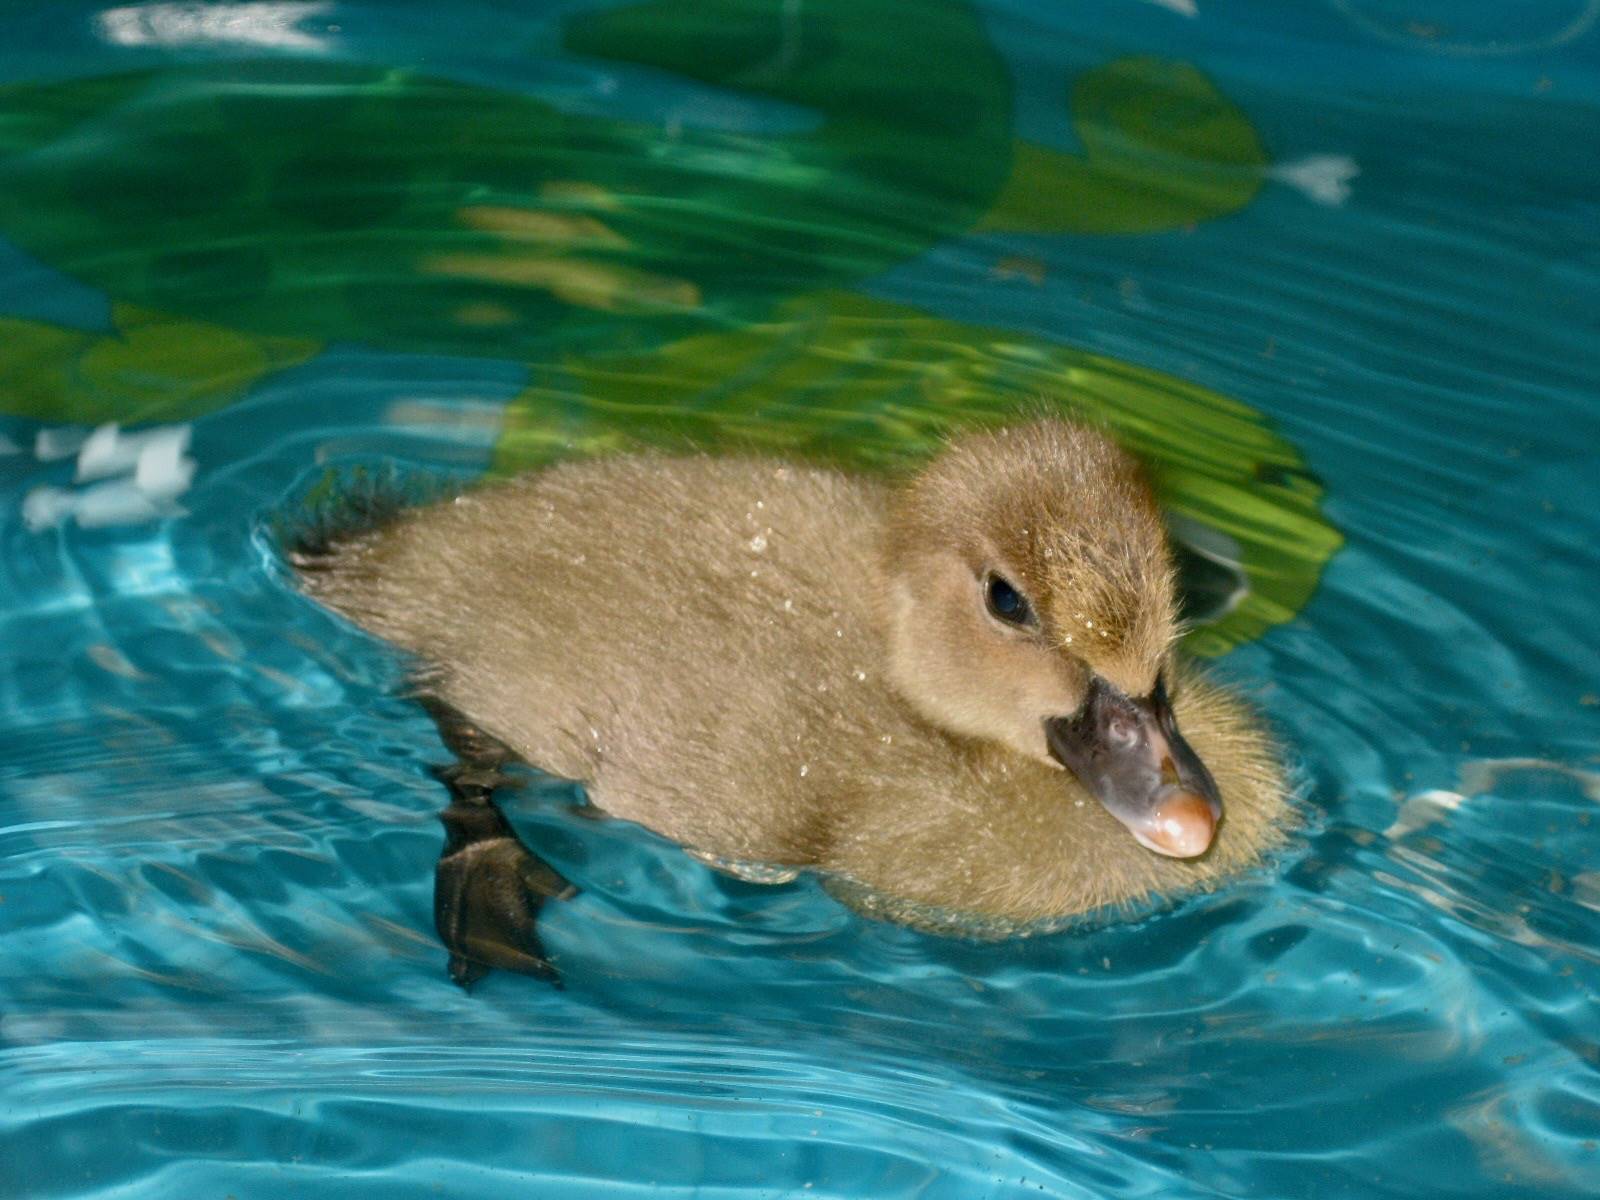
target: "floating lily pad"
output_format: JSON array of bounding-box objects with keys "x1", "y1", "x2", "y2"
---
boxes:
[
  {"x1": 493, "y1": 291, "x2": 1340, "y2": 656},
  {"x1": 983, "y1": 56, "x2": 1268, "y2": 234},
  {"x1": 0, "y1": 305, "x2": 317, "y2": 424},
  {"x1": 0, "y1": 0, "x2": 1009, "y2": 357},
  {"x1": 0, "y1": 1, "x2": 1266, "y2": 373}
]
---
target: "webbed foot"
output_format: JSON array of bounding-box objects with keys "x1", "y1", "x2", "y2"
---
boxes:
[
  {"x1": 422, "y1": 698, "x2": 577, "y2": 989},
  {"x1": 435, "y1": 796, "x2": 576, "y2": 989}
]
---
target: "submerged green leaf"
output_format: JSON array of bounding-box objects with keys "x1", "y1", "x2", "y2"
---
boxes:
[
  {"x1": 0, "y1": 305, "x2": 318, "y2": 424},
  {"x1": 493, "y1": 290, "x2": 1339, "y2": 656}
]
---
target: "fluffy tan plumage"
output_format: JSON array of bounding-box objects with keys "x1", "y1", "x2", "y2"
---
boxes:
[{"x1": 298, "y1": 419, "x2": 1288, "y2": 931}]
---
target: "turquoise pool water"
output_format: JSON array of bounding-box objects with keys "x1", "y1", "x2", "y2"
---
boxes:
[{"x1": 2, "y1": 1, "x2": 1598, "y2": 1196}]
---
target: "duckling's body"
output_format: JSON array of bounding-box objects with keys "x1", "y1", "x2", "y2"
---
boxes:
[{"x1": 300, "y1": 423, "x2": 1287, "y2": 935}]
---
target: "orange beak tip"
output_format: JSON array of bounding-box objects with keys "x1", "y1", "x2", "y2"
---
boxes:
[{"x1": 1145, "y1": 791, "x2": 1218, "y2": 859}]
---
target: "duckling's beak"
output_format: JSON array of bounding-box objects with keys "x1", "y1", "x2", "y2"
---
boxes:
[{"x1": 1044, "y1": 676, "x2": 1223, "y2": 858}]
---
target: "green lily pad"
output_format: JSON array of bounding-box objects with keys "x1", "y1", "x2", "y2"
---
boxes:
[
  {"x1": 984, "y1": 56, "x2": 1267, "y2": 234},
  {"x1": 0, "y1": 0, "x2": 1010, "y2": 358},
  {"x1": 0, "y1": 2, "x2": 1269, "y2": 375},
  {"x1": 493, "y1": 290, "x2": 1339, "y2": 656},
  {"x1": 0, "y1": 304, "x2": 318, "y2": 424}
]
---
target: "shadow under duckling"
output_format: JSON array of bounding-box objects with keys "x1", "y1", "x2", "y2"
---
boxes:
[{"x1": 294, "y1": 419, "x2": 1289, "y2": 982}]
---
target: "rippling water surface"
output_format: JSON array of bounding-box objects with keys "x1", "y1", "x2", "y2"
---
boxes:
[{"x1": 3, "y1": 2, "x2": 1598, "y2": 1197}]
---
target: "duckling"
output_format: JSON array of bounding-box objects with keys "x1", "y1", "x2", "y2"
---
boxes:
[{"x1": 295, "y1": 419, "x2": 1287, "y2": 972}]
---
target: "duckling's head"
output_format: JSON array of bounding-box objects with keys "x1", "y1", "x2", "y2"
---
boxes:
[{"x1": 883, "y1": 419, "x2": 1222, "y2": 858}]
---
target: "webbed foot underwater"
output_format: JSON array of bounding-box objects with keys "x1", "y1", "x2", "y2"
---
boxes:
[
  {"x1": 426, "y1": 698, "x2": 576, "y2": 989},
  {"x1": 293, "y1": 419, "x2": 1289, "y2": 983}
]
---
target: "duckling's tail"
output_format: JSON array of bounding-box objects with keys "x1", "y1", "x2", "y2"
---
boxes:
[{"x1": 274, "y1": 462, "x2": 448, "y2": 571}]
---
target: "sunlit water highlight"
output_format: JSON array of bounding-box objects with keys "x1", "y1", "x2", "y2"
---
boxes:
[{"x1": 2, "y1": 1, "x2": 1599, "y2": 1197}]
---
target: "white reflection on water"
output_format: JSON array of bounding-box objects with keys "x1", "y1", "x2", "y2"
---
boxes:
[{"x1": 95, "y1": 2, "x2": 335, "y2": 52}]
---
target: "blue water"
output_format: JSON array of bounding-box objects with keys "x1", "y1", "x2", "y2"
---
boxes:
[{"x1": 3, "y1": 2, "x2": 1600, "y2": 1197}]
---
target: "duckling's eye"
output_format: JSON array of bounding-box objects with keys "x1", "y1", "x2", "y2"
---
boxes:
[{"x1": 984, "y1": 573, "x2": 1034, "y2": 627}]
